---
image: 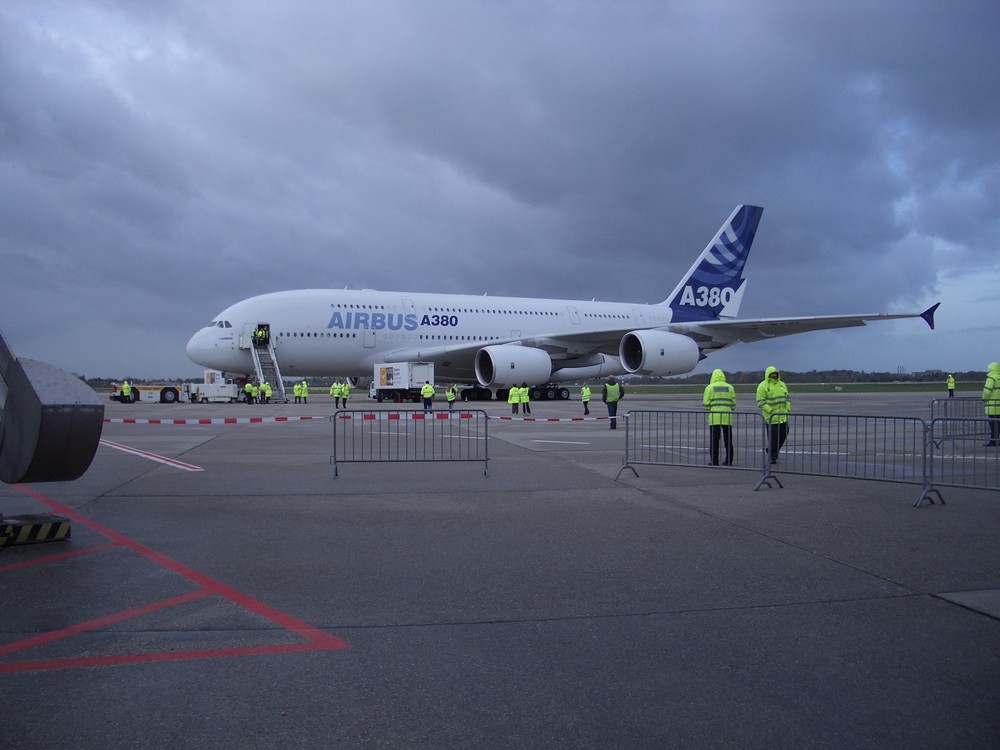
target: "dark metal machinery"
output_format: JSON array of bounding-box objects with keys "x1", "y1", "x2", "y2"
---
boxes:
[{"x1": 0, "y1": 329, "x2": 104, "y2": 484}]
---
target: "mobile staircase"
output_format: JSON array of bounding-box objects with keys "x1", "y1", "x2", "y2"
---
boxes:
[{"x1": 249, "y1": 339, "x2": 288, "y2": 403}]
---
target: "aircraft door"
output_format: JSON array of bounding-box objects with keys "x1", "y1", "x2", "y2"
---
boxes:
[
  {"x1": 242, "y1": 323, "x2": 256, "y2": 349},
  {"x1": 363, "y1": 328, "x2": 375, "y2": 348},
  {"x1": 567, "y1": 306, "x2": 581, "y2": 325}
]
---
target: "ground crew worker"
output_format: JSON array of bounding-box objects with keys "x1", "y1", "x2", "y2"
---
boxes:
[
  {"x1": 947, "y1": 374, "x2": 956, "y2": 398},
  {"x1": 420, "y1": 380, "x2": 435, "y2": 411},
  {"x1": 261, "y1": 381, "x2": 272, "y2": 404},
  {"x1": 293, "y1": 381, "x2": 302, "y2": 404},
  {"x1": 703, "y1": 368, "x2": 736, "y2": 466},
  {"x1": 250, "y1": 382, "x2": 260, "y2": 405},
  {"x1": 756, "y1": 366, "x2": 791, "y2": 464},
  {"x1": 244, "y1": 380, "x2": 255, "y2": 405},
  {"x1": 120, "y1": 380, "x2": 133, "y2": 403},
  {"x1": 982, "y1": 362, "x2": 1000, "y2": 447},
  {"x1": 341, "y1": 379, "x2": 351, "y2": 406},
  {"x1": 602, "y1": 375, "x2": 623, "y2": 429},
  {"x1": 446, "y1": 384, "x2": 458, "y2": 410},
  {"x1": 300, "y1": 380, "x2": 309, "y2": 404},
  {"x1": 508, "y1": 385, "x2": 519, "y2": 414},
  {"x1": 519, "y1": 383, "x2": 531, "y2": 415},
  {"x1": 581, "y1": 383, "x2": 591, "y2": 415},
  {"x1": 330, "y1": 381, "x2": 340, "y2": 408}
]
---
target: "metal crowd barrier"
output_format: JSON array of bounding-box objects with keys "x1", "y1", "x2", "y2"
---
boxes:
[
  {"x1": 331, "y1": 409, "x2": 489, "y2": 477},
  {"x1": 929, "y1": 397, "x2": 993, "y2": 421},
  {"x1": 929, "y1": 398, "x2": 1000, "y2": 447},
  {"x1": 756, "y1": 413, "x2": 928, "y2": 499},
  {"x1": 616, "y1": 409, "x2": 999, "y2": 507},
  {"x1": 616, "y1": 410, "x2": 765, "y2": 477},
  {"x1": 926, "y1": 418, "x2": 1000, "y2": 498}
]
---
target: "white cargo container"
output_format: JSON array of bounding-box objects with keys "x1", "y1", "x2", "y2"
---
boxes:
[
  {"x1": 185, "y1": 381, "x2": 241, "y2": 403},
  {"x1": 369, "y1": 362, "x2": 435, "y2": 403}
]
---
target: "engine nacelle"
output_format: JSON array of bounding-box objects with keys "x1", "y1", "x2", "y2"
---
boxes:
[
  {"x1": 619, "y1": 330, "x2": 700, "y2": 376},
  {"x1": 475, "y1": 345, "x2": 552, "y2": 387}
]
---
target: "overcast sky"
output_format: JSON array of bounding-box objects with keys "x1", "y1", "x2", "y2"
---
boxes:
[{"x1": 2, "y1": 0, "x2": 998, "y2": 381}]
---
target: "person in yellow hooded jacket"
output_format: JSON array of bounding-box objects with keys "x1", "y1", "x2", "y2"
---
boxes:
[
  {"x1": 507, "y1": 385, "x2": 519, "y2": 415},
  {"x1": 703, "y1": 369, "x2": 736, "y2": 466},
  {"x1": 983, "y1": 361, "x2": 1000, "y2": 447},
  {"x1": 756, "y1": 366, "x2": 790, "y2": 465}
]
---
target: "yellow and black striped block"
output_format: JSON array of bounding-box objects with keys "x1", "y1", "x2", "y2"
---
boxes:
[{"x1": 0, "y1": 514, "x2": 71, "y2": 547}]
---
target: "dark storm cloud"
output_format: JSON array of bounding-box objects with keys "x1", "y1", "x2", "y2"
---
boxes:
[{"x1": 1, "y1": 0, "x2": 998, "y2": 377}]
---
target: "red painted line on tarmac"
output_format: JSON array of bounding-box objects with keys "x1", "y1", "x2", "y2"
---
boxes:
[
  {"x1": 0, "y1": 590, "x2": 212, "y2": 659},
  {"x1": 1, "y1": 485, "x2": 351, "y2": 672},
  {"x1": 0, "y1": 543, "x2": 119, "y2": 573},
  {"x1": 1, "y1": 643, "x2": 330, "y2": 673}
]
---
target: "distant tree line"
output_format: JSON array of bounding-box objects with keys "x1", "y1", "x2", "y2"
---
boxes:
[{"x1": 634, "y1": 369, "x2": 985, "y2": 386}]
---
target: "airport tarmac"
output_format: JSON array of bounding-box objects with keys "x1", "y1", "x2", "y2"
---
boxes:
[{"x1": 2, "y1": 391, "x2": 998, "y2": 748}]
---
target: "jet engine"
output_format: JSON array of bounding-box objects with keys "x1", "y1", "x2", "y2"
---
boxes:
[
  {"x1": 619, "y1": 330, "x2": 700, "y2": 376},
  {"x1": 474, "y1": 345, "x2": 552, "y2": 387}
]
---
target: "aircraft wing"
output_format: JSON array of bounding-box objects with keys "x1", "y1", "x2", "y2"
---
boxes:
[
  {"x1": 378, "y1": 303, "x2": 938, "y2": 378},
  {"x1": 671, "y1": 303, "x2": 939, "y2": 353}
]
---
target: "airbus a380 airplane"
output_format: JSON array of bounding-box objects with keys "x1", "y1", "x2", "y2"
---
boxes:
[{"x1": 186, "y1": 205, "x2": 938, "y2": 396}]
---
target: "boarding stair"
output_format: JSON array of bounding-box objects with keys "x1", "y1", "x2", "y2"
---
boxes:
[{"x1": 249, "y1": 340, "x2": 288, "y2": 403}]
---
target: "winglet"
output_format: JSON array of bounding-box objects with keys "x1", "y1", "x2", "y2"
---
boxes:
[{"x1": 920, "y1": 302, "x2": 940, "y2": 330}]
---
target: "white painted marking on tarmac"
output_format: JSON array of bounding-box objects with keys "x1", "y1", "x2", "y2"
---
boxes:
[
  {"x1": 531, "y1": 440, "x2": 590, "y2": 445},
  {"x1": 99, "y1": 439, "x2": 204, "y2": 472}
]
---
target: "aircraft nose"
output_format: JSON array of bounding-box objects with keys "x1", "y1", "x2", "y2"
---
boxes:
[{"x1": 185, "y1": 329, "x2": 209, "y2": 366}]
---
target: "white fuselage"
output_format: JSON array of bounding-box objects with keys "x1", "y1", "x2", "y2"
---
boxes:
[{"x1": 185, "y1": 288, "x2": 672, "y2": 380}]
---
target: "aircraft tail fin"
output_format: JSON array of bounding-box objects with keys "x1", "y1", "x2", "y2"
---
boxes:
[{"x1": 663, "y1": 205, "x2": 763, "y2": 322}]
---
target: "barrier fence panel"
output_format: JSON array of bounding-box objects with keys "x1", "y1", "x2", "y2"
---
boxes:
[
  {"x1": 768, "y1": 413, "x2": 926, "y2": 484},
  {"x1": 929, "y1": 398, "x2": 999, "y2": 446},
  {"x1": 929, "y1": 397, "x2": 996, "y2": 421},
  {"x1": 331, "y1": 409, "x2": 489, "y2": 477},
  {"x1": 927, "y1": 418, "x2": 1000, "y2": 495},
  {"x1": 617, "y1": 409, "x2": 997, "y2": 507},
  {"x1": 617, "y1": 410, "x2": 765, "y2": 479}
]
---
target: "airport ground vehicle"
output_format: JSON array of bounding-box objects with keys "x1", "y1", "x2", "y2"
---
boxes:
[
  {"x1": 188, "y1": 370, "x2": 242, "y2": 403},
  {"x1": 110, "y1": 382, "x2": 187, "y2": 404},
  {"x1": 369, "y1": 362, "x2": 434, "y2": 403},
  {"x1": 186, "y1": 380, "x2": 241, "y2": 403},
  {"x1": 110, "y1": 371, "x2": 241, "y2": 404}
]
